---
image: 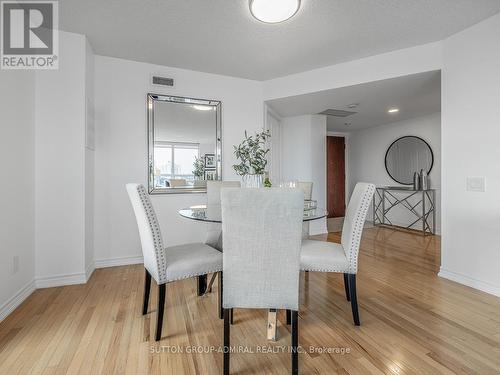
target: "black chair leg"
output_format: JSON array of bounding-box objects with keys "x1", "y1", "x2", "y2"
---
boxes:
[
  {"x1": 348, "y1": 274, "x2": 360, "y2": 326},
  {"x1": 291, "y1": 310, "x2": 299, "y2": 375},
  {"x1": 343, "y1": 273, "x2": 350, "y2": 301},
  {"x1": 155, "y1": 284, "x2": 166, "y2": 341},
  {"x1": 197, "y1": 274, "x2": 207, "y2": 296},
  {"x1": 143, "y1": 269, "x2": 152, "y2": 315},
  {"x1": 223, "y1": 308, "x2": 231, "y2": 375},
  {"x1": 286, "y1": 309, "x2": 291, "y2": 325},
  {"x1": 218, "y1": 272, "x2": 223, "y2": 319},
  {"x1": 218, "y1": 272, "x2": 234, "y2": 324}
]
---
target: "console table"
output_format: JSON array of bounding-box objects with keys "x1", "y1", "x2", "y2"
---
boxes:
[{"x1": 373, "y1": 186, "x2": 436, "y2": 235}]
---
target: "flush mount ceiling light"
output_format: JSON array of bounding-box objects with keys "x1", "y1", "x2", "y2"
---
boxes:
[
  {"x1": 193, "y1": 104, "x2": 213, "y2": 111},
  {"x1": 388, "y1": 108, "x2": 400, "y2": 113},
  {"x1": 249, "y1": 0, "x2": 301, "y2": 24}
]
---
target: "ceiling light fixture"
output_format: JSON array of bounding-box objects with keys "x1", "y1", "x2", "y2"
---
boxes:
[
  {"x1": 388, "y1": 108, "x2": 400, "y2": 113},
  {"x1": 249, "y1": 0, "x2": 301, "y2": 24},
  {"x1": 193, "y1": 105, "x2": 213, "y2": 111}
]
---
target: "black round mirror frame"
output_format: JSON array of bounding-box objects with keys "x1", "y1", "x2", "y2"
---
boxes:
[{"x1": 384, "y1": 135, "x2": 434, "y2": 185}]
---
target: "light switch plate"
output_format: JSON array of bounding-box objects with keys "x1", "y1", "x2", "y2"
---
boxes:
[{"x1": 466, "y1": 177, "x2": 485, "y2": 192}]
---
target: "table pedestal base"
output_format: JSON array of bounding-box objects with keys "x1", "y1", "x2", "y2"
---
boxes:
[{"x1": 267, "y1": 309, "x2": 278, "y2": 341}]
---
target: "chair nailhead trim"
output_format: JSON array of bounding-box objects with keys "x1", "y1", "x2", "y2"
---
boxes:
[
  {"x1": 136, "y1": 185, "x2": 168, "y2": 284},
  {"x1": 346, "y1": 184, "x2": 375, "y2": 274},
  {"x1": 168, "y1": 267, "x2": 223, "y2": 283}
]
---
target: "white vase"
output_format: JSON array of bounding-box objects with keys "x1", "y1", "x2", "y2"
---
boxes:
[{"x1": 242, "y1": 174, "x2": 264, "y2": 188}]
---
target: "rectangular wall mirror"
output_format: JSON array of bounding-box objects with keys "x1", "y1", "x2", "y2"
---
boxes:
[{"x1": 147, "y1": 93, "x2": 222, "y2": 194}]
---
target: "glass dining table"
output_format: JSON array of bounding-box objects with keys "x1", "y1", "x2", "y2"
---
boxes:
[{"x1": 178, "y1": 202, "x2": 328, "y2": 341}]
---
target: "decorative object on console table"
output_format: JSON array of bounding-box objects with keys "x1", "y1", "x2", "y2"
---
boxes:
[
  {"x1": 413, "y1": 172, "x2": 420, "y2": 190},
  {"x1": 420, "y1": 169, "x2": 429, "y2": 190},
  {"x1": 233, "y1": 129, "x2": 271, "y2": 188},
  {"x1": 373, "y1": 186, "x2": 436, "y2": 235}
]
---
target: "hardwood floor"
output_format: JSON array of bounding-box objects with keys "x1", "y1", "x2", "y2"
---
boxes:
[{"x1": 1, "y1": 227, "x2": 500, "y2": 374}]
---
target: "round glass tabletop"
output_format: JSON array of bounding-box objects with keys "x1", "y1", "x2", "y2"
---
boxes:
[{"x1": 179, "y1": 205, "x2": 328, "y2": 223}]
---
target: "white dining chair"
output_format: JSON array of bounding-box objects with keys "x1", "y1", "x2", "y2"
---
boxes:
[
  {"x1": 126, "y1": 183, "x2": 223, "y2": 341},
  {"x1": 297, "y1": 181, "x2": 313, "y2": 239},
  {"x1": 299, "y1": 182, "x2": 375, "y2": 326},
  {"x1": 205, "y1": 180, "x2": 241, "y2": 251},
  {"x1": 197, "y1": 181, "x2": 241, "y2": 308},
  {"x1": 221, "y1": 188, "x2": 303, "y2": 375}
]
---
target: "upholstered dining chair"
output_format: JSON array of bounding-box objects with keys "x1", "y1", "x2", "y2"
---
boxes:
[
  {"x1": 299, "y1": 182, "x2": 375, "y2": 326},
  {"x1": 205, "y1": 180, "x2": 241, "y2": 251},
  {"x1": 297, "y1": 182, "x2": 313, "y2": 239},
  {"x1": 221, "y1": 188, "x2": 304, "y2": 375},
  {"x1": 198, "y1": 181, "x2": 241, "y2": 306},
  {"x1": 126, "y1": 183, "x2": 223, "y2": 341}
]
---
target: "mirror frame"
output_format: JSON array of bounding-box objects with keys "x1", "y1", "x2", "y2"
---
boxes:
[
  {"x1": 147, "y1": 93, "x2": 222, "y2": 194},
  {"x1": 384, "y1": 135, "x2": 434, "y2": 185}
]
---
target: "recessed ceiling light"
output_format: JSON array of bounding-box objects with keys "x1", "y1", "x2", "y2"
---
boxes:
[
  {"x1": 249, "y1": 0, "x2": 301, "y2": 24},
  {"x1": 388, "y1": 108, "x2": 400, "y2": 113},
  {"x1": 193, "y1": 105, "x2": 213, "y2": 111}
]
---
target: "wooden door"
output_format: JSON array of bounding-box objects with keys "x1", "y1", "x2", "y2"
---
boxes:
[{"x1": 327, "y1": 136, "x2": 345, "y2": 218}]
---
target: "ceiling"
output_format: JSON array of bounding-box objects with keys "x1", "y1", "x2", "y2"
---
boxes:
[
  {"x1": 266, "y1": 70, "x2": 441, "y2": 131},
  {"x1": 155, "y1": 101, "x2": 215, "y2": 145},
  {"x1": 59, "y1": 1, "x2": 500, "y2": 80}
]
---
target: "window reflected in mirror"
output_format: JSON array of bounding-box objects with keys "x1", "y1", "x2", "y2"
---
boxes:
[{"x1": 148, "y1": 94, "x2": 222, "y2": 194}]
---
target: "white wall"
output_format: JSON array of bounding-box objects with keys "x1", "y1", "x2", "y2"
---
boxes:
[
  {"x1": 84, "y1": 38, "x2": 95, "y2": 279},
  {"x1": 263, "y1": 42, "x2": 442, "y2": 101},
  {"x1": 440, "y1": 13, "x2": 500, "y2": 296},
  {"x1": 0, "y1": 70, "x2": 36, "y2": 321},
  {"x1": 348, "y1": 113, "x2": 441, "y2": 233},
  {"x1": 94, "y1": 56, "x2": 263, "y2": 265},
  {"x1": 34, "y1": 32, "x2": 89, "y2": 286},
  {"x1": 281, "y1": 115, "x2": 327, "y2": 235}
]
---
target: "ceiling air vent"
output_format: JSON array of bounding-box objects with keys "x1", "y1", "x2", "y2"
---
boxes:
[
  {"x1": 318, "y1": 109, "x2": 357, "y2": 117},
  {"x1": 152, "y1": 75, "x2": 174, "y2": 87}
]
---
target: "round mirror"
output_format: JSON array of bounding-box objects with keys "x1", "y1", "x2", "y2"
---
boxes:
[{"x1": 385, "y1": 136, "x2": 433, "y2": 185}]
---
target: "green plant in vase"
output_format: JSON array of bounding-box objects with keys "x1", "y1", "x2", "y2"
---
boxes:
[
  {"x1": 192, "y1": 156, "x2": 205, "y2": 179},
  {"x1": 233, "y1": 129, "x2": 271, "y2": 187}
]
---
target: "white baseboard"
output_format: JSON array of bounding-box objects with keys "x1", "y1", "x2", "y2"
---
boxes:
[
  {"x1": 85, "y1": 261, "x2": 95, "y2": 281},
  {"x1": 35, "y1": 271, "x2": 87, "y2": 289},
  {"x1": 0, "y1": 280, "x2": 36, "y2": 322},
  {"x1": 438, "y1": 268, "x2": 500, "y2": 297},
  {"x1": 94, "y1": 255, "x2": 143, "y2": 269},
  {"x1": 1, "y1": 257, "x2": 141, "y2": 322},
  {"x1": 34, "y1": 256, "x2": 142, "y2": 289}
]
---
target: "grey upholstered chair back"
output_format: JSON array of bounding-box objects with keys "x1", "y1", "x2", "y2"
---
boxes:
[
  {"x1": 221, "y1": 188, "x2": 303, "y2": 310},
  {"x1": 126, "y1": 183, "x2": 167, "y2": 284},
  {"x1": 341, "y1": 183, "x2": 376, "y2": 274},
  {"x1": 297, "y1": 181, "x2": 313, "y2": 239},
  {"x1": 205, "y1": 181, "x2": 241, "y2": 251}
]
